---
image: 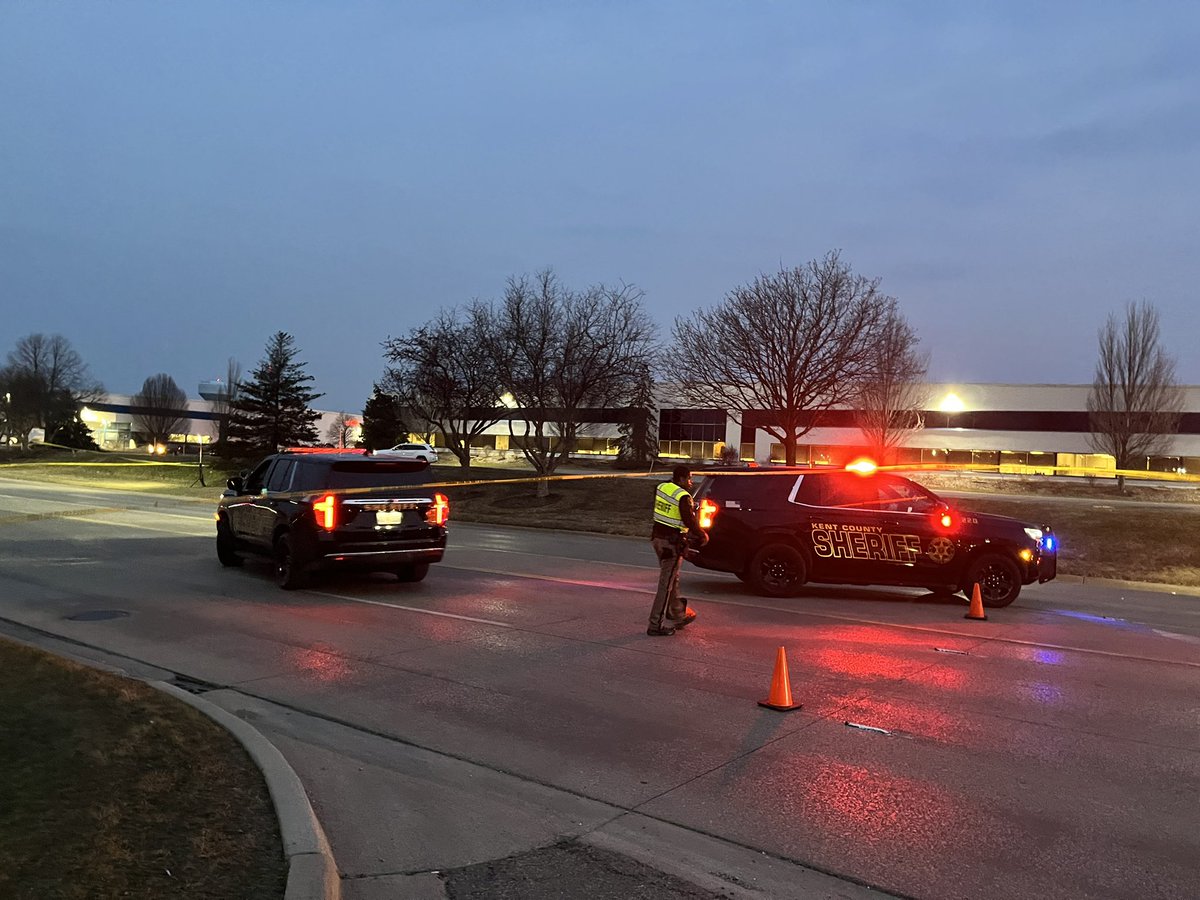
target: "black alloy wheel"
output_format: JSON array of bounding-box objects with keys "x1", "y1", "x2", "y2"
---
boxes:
[
  {"x1": 747, "y1": 543, "x2": 807, "y2": 597},
  {"x1": 964, "y1": 553, "x2": 1022, "y2": 608},
  {"x1": 274, "y1": 535, "x2": 308, "y2": 590}
]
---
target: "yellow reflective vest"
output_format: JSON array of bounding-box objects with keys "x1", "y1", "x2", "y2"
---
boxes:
[{"x1": 653, "y1": 481, "x2": 690, "y2": 531}]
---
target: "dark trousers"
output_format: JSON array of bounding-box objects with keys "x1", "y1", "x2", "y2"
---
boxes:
[{"x1": 648, "y1": 535, "x2": 688, "y2": 628}]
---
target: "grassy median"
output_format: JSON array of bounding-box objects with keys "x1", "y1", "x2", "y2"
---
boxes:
[{"x1": 0, "y1": 639, "x2": 285, "y2": 900}]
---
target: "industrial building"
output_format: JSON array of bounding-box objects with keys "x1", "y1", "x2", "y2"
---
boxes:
[{"x1": 79, "y1": 382, "x2": 1200, "y2": 475}]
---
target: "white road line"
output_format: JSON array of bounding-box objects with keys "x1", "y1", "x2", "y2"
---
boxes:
[
  {"x1": 74, "y1": 515, "x2": 212, "y2": 535},
  {"x1": 304, "y1": 589, "x2": 517, "y2": 629}
]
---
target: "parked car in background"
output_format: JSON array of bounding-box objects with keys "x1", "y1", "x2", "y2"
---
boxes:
[{"x1": 373, "y1": 442, "x2": 439, "y2": 463}]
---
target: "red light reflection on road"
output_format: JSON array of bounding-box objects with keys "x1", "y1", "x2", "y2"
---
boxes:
[
  {"x1": 288, "y1": 646, "x2": 353, "y2": 683},
  {"x1": 801, "y1": 758, "x2": 965, "y2": 850},
  {"x1": 812, "y1": 648, "x2": 915, "y2": 681},
  {"x1": 906, "y1": 664, "x2": 967, "y2": 690},
  {"x1": 840, "y1": 696, "x2": 967, "y2": 742}
]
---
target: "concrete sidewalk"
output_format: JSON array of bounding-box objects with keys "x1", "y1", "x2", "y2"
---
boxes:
[
  {"x1": 1, "y1": 620, "x2": 885, "y2": 900},
  {"x1": 202, "y1": 689, "x2": 892, "y2": 900}
]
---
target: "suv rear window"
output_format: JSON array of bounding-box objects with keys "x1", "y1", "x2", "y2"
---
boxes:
[
  {"x1": 698, "y1": 473, "x2": 803, "y2": 507},
  {"x1": 292, "y1": 459, "x2": 432, "y2": 491}
]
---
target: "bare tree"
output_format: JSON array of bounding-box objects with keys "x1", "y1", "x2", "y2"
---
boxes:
[
  {"x1": 484, "y1": 270, "x2": 658, "y2": 485},
  {"x1": 382, "y1": 306, "x2": 504, "y2": 468},
  {"x1": 1087, "y1": 301, "x2": 1184, "y2": 490},
  {"x1": 852, "y1": 311, "x2": 930, "y2": 464},
  {"x1": 325, "y1": 412, "x2": 356, "y2": 448},
  {"x1": 674, "y1": 252, "x2": 896, "y2": 465},
  {"x1": 131, "y1": 373, "x2": 189, "y2": 447},
  {"x1": 2, "y1": 333, "x2": 103, "y2": 448}
]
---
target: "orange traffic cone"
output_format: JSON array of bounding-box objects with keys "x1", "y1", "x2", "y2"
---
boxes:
[
  {"x1": 965, "y1": 583, "x2": 988, "y2": 621},
  {"x1": 758, "y1": 646, "x2": 802, "y2": 711}
]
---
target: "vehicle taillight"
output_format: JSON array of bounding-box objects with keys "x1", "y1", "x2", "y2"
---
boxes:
[
  {"x1": 426, "y1": 492, "x2": 450, "y2": 526},
  {"x1": 697, "y1": 498, "x2": 719, "y2": 530},
  {"x1": 313, "y1": 494, "x2": 337, "y2": 530}
]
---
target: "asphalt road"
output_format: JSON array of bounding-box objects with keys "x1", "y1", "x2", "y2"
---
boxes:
[{"x1": 1, "y1": 477, "x2": 1198, "y2": 900}]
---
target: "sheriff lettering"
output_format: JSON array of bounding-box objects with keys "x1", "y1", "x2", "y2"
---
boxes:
[{"x1": 811, "y1": 524, "x2": 922, "y2": 563}]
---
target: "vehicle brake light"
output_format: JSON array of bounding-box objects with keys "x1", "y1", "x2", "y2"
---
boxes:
[
  {"x1": 697, "y1": 498, "x2": 719, "y2": 530},
  {"x1": 426, "y1": 492, "x2": 450, "y2": 526},
  {"x1": 313, "y1": 494, "x2": 337, "y2": 530}
]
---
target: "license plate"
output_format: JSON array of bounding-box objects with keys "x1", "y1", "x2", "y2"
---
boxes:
[{"x1": 375, "y1": 510, "x2": 405, "y2": 526}]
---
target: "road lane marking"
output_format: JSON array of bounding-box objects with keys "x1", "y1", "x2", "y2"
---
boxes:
[
  {"x1": 73, "y1": 515, "x2": 212, "y2": 535},
  {"x1": 0, "y1": 507, "x2": 127, "y2": 526},
  {"x1": 430, "y1": 562, "x2": 1200, "y2": 669},
  {"x1": 305, "y1": 590, "x2": 518, "y2": 630}
]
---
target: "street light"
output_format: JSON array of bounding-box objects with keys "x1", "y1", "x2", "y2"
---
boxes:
[{"x1": 938, "y1": 392, "x2": 965, "y2": 429}]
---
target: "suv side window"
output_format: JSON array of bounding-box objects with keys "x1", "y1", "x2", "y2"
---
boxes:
[
  {"x1": 704, "y1": 473, "x2": 799, "y2": 508},
  {"x1": 291, "y1": 461, "x2": 327, "y2": 492},
  {"x1": 266, "y1": 459, "x2": 296, "y2": 492},
  {"x1": 790, "y1": 474, "x2": 827, "y2": 506},
  {"x1": 244, "y1": 459, "x2": 273, "y2": 495},
  {"x1": 877, "y1": 475, "x2": 938, "y2": 513},
  {"x1": 820, "y1": 473, "x2": 883, "y2": 510}
]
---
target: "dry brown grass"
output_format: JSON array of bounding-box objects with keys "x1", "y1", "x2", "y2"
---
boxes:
[{"x1": 0, "y1": 639, "x2": 285, "y2": 900}]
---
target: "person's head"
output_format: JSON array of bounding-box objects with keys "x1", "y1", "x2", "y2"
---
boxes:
[{"x1": 672, "y1": 464, "x2": 692, "y2": 488}]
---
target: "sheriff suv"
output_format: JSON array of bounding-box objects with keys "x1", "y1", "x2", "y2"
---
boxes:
[
  {"x1": 215, "y1": 450, "x2": 449, "y2": 589},
  {"x1": 689, "y1": 466, "x2": 1056, "y2": 607}
]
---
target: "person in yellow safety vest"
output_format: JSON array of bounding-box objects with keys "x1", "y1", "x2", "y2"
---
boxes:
[{"x1": 647, "y1": 464, "x2": 707, "y2": 636}]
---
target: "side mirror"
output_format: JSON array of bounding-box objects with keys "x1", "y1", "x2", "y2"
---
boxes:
[{"x1": 227, "y1": 476, "x2": 244, "y2": 493}]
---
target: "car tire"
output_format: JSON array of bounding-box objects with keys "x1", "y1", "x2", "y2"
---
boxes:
[
  {"x1": 394, "y1": 562, "x2": 430, "y2": 583},
  {"x1": 963, "y1": 553, "x2": 1022, "y2": 608},
  {"x1": 746, "y1": 543, "x2": 807, "y2": 597},
  {"x1": 274, "y1": 535, "x2": 309, "y2": 590},
  {"x1": 216, "y1": 518, "x2": 243, "y2": 567}
]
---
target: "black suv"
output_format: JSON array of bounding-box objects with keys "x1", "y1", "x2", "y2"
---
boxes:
[
  {"x1": 216, "y1": 450, "x2": 449, "y2": 589},
  {"x1": 689, "y1": 467, "x2": 1056, "y2": 607}
]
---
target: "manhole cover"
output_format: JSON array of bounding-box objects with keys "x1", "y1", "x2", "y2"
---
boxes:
[{"x1": 65, "y1": 610, "x2": 131, "y2": 621}]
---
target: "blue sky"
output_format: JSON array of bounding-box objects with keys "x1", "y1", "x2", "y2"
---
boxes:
[{"x1": 3, "y1": 2, "x2": 1198, "y2": 411}]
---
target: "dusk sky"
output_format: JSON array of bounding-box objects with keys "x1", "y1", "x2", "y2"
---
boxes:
[{"x1": 3, "y1": 2, "x2": 1198, "y2": 413}]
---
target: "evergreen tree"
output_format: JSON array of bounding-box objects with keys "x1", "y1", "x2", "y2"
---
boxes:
[
  {"x1": 360, "y1": 384, "x2": 408, "y2": 450},
  {"x1": 49, "y1": 410, "x2": 100, "y2": 450},
  {"x1": 615, "y1": 365, "x2": 659, "y2": 468},
  {"x1": 227, "y1": 332, "x2": 322, "y2": 455}
]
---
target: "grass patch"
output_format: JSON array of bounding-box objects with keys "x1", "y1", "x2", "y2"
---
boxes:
[{"x1": 0, "y1": 639, "x2": 285, "y2": 900}]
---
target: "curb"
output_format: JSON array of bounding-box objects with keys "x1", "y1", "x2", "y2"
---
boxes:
[{"x1": 153, "y1": 682, "x2": 341, "y2": 900}]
